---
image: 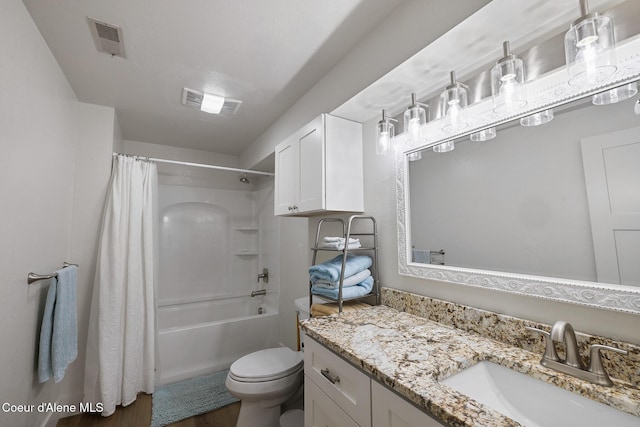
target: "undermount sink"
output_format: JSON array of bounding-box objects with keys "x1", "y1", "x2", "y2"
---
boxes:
[{"x1": 440, "y1": 361, "x2": 638, "y2": 427}]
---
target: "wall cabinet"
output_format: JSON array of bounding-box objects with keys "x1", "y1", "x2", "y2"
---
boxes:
[
  {"x1": 304, "y1": 337, "x2": 442, "y2": 427},
  {"x1": 274, "y1": 114, "x2": 363, "y2": 216}
]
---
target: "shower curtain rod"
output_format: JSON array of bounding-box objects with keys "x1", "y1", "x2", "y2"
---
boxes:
[{"x1": 112, "y1": 152, "x2": 275, "y2": 176}]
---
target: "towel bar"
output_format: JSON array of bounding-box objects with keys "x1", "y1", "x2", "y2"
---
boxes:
[{"x1": 28, "y1": 262, "x2": 78, "y2": 284}]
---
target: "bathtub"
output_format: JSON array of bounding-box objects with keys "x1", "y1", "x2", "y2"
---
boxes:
[{"x1": 156, "y1": 295, "x2": 280, "y2": 386}]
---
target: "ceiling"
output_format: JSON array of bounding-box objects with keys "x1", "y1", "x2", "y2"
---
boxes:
[{"x1": 23, "y1": 0, "x2": 403, "y2": 155}]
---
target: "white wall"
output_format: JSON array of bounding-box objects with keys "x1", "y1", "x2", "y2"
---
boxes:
[{"x1": 0, "y1": 4, "x2": 118, "y2": 427}]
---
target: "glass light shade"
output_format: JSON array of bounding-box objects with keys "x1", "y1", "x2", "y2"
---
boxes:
[
  {"x1": 439, "y1": 85, "x2": 469, "y2": 133},
  {"x1": 404, "y1": 105, "x2": 428, "y2": 147},
  {"x1": 592, "y1": 82, "x2": 638, "y2": 105},
  {"x1": 565, "y1": 13, "x2": 617, "y2": 87},
  {"x1": 376, "y1": 120, "x2": 394, "y2": 155},
  {"x1": 491, "y1": 45, "x2": 527, "y2": 113},
  {"x1": 433, "y1": 140, "x2": 455, "y2": 153},
  {"x1": 520, "y1": 109, "x2": 554, "y2": 127},
  {"x1": 635, "y1": 99, "x2": 640, "y2": 115},
  {"x1": 470, "y1": 127, "x2": 497, "y2": 142},
  {"x1": 407, "y1": 151, "x2": 422, "y2": 161}
]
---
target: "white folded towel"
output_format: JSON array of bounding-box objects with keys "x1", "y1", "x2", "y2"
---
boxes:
[
  {"x1": 319, "y1": 241, "x2": 361, "y2": 250},
  {"x1": 324, "y1": 236, "x2": 360, "y2": 244}
]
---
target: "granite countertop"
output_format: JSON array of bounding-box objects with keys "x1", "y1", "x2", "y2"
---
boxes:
[{"x1": 300, "y1": 305, "x2": 640, "y2": 427}]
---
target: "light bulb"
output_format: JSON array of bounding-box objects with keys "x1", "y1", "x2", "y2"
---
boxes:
[{"x1": 376, "y1": 131, "x2": 390, "y2": 155}]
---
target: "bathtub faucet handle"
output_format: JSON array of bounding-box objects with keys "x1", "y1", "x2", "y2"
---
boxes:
[{"x1": 257, "y1": 268, "x2": 269, "y2": 283}]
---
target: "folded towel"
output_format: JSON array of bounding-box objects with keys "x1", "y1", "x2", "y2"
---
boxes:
[
  {"x1": 310, "y1": 302, "x2": 370, "y2": 317},
  {"x1": 311, "y1": 276, "x2": 374, "y2": 300},
  {"x1": 324, "y1": 237, "x2": 360, "y2": 244},
  {"x1": 312, "y1": 269, "x2": 371, "y2": 289},
  {"x1": 308, "y1": 254, "x2": 372, "y2": 283},
  {"x1": 318, "y1": 241, "x2": 361, "y2": 250},
  {"x1": 38, "y1": 265, "x2": 78, "y2": 383}
]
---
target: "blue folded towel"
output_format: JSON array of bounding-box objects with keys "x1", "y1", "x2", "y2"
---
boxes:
[
  {"x1": 312, "y1": 269, "x2": 371, "y2": 289},
  {"x1": 311, "y1": 276, "x2": 374, "y2": 300},
  {"x1": 308, "y1": 254, "x2": 372, "y2": 283},
  {"x1": 38, "y1": 265, "x2": 78, "y2": 383}
]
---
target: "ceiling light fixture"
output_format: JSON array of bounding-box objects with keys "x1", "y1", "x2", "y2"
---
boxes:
[
  {"x1": 440, "y1": 71, "x2": 469, "y2": 134},
  {"x1": 565, "y1": 0, "x2": 617, "y2": 87},
  {"x1": 201, "y1": 93, "x2": 225, "y2": 114},
  {"x1": 404, "y1": 93, "x2": 429, "y2": 147},
  {"x1": 376, "y1": 109, "x2": 397, "y2": 156},
  {"x1": 491, "y1": 41, "x2": 527, "y2": 113},
  {"x1": 520, "y1": 109, "x2": 554, "y2": 127},
  {"x1": 592, "y1": 82, "x2": 638, "y2": 105}
]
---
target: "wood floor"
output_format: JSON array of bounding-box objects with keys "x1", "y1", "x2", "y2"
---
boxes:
[{"x1": 56, "y1": 394, "x2": 240, "y2": 427}]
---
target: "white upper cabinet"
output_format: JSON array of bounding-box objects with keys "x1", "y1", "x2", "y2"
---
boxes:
[{"x1": 274, "y1": 114, "x2": 363, "y2": 216}]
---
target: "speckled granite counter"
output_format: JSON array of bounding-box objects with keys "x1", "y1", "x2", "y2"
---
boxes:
[{"x1": 300, "y1": 304, "x2": 640, "y2": 427}]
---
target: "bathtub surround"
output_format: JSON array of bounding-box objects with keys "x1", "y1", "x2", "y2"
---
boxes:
[{"x1": 84, "y1": 155, "x2": 158, "y2": 416}]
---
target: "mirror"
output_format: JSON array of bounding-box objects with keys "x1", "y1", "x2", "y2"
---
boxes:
[{"x1": 397, "y1": 82, "x2": 640, "y2": 315}]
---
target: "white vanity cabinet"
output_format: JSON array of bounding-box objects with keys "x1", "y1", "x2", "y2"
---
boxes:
[
  {"x1": 304, "y1": 337, "x2": 442, "y2": 427},
  {"x1": 371, "y1": 381, "x2": 443, "y2": 427},
  {"x1": 274, "y1": 114, "x2": 363, "y2": 216},
  {"x1": 304, "y1": 337, "x2": 371, "y2": 427}
]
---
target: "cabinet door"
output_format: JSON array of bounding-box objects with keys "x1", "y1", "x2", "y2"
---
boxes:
[
  {"x1": 305, "y1": 376, "x2": 360, "y2": 427},
  {"x1": 371, "y1": 381, "x2": 443, "y2": 427},
  {"x1": 274, "y1": 135, "x2": 298, "y2": 215},
  {"x1": 297, "y1": 115, "x2": 325, "y2": 213}
]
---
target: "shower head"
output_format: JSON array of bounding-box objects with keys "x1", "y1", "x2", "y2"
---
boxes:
[{"x1": 240, "y1": 173, "x2": 250, "y2": 184}]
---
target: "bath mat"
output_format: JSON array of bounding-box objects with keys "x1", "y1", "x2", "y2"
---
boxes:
[{"x1": 150, "y1": 370, "x2": 238, "y2": 427}]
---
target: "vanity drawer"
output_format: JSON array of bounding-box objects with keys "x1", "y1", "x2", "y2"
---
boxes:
[
  {"x1": 305, "y1": 375, "x2": 360, "y2": 427},
  {"x1": 304, "y1": 337, "x2": 371, "y2": 427}
]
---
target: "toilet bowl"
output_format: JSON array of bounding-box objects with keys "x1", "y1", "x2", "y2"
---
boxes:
[{"x1": 225, "y1": 347, "x2": 304, "y2": 427}]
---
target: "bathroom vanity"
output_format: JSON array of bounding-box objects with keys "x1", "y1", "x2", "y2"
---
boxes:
[{"x1": 300, "y1": 289, "x2": 640, "y2": 426}]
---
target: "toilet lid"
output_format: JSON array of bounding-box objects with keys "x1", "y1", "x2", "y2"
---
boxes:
[{"x1": 229, "y1": 348, "x2": 303, "y2": 382}]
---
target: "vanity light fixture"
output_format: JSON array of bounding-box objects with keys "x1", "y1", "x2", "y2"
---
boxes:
[
  {"x1": 520, "y1": 109, "x2": 554, "y2": 127},
  {"x1": 564, "y1": 0, "x2": 617, "y2": 87},
  {"x1": 491, "y1": 41, "x2": 527, "y2": 113},
  {"x1": 376, "y1": 109, "x2": 397, "y2": 155},
  {"x1": 404, "y1": 93, "x2": 429, "y2": 147},
  {"x1": 439, "y1": 71, "x2": 469, "y2": 133},
  {"x1": 470, "y1": 127, "x2": 496, "y2": 142},
  {"x1": 592, "y1": 82, "x2": 638, "y2": 105},
  {"x1": 433, "y1": 140, "x2": 455, "y2": 153}
]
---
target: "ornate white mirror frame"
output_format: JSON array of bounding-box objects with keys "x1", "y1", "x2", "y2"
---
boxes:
[{"x1": 396, "y1": 37, "x2": 640, "y2": 315}]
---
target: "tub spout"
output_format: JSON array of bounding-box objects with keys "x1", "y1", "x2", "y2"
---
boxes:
[{"x1": 251, "y1": 289, "x2": 267, "y2": 297}]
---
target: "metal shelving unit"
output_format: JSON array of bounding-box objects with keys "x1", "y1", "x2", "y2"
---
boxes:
[{"x1": 309, "y1": 215, "x2": 380, "y2": 313}]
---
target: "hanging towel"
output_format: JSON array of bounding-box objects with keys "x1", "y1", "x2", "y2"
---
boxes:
[
  {"x1": 38, "y1": 265, "x2": 78, "y2": 383},
  {"x1": 412, "y1": 249, "x2": 431, "y2": 264},
  {"x1": 308, "y1": 254, "x2": 372, "y2": 283},
  {"x1": 311, "y1": 276, "x2": 374, "y2": 300},
  {"x1": 311, "y1": 269, "x2": 371, "y2": 289}
]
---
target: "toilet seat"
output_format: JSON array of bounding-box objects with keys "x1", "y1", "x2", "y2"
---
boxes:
[{"x1": 229, "y1": 348, "x2": 303, "y2": 383}]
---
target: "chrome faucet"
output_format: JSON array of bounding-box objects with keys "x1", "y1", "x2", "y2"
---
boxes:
[
  {"x1": 527, "y1": 321, "x2": 627, "y2": 387},
  {"x1": 250, "y1": 289, "x2": 266, "y2": 297}
]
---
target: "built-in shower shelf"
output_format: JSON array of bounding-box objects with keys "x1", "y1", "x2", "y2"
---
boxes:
[{"x1": 234, "y1": 250, "x2": 258, "y2": 256}]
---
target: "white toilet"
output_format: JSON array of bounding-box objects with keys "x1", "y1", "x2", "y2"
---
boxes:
[{"x1": 225, "y1": 347, "x2": 303, "y2": 427}]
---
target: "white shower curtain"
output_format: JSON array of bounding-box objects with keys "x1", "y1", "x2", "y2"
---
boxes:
[{"x1": 84, "y1": 154, "x2": 158, "y2": 416}]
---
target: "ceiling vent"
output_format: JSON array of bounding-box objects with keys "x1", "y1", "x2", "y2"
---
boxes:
[
  {"x1": 88, "y1": 17, "x2": 126, "y2": 58},
  {"x1": 181, "y1": 88, "x2": 242, "y2": 115}
]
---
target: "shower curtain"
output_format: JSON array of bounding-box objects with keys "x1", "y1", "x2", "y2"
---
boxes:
[{"x1": 84, "y1": 154, "x2": 158, "y2": 416}]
